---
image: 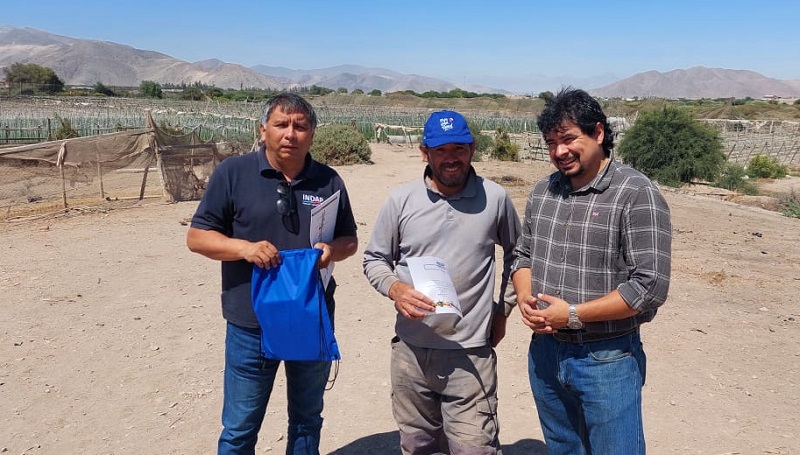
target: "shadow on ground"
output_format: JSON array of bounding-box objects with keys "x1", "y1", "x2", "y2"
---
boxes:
[{"x1": 328, "y1": 431, "x2": 547, "y2": 454}]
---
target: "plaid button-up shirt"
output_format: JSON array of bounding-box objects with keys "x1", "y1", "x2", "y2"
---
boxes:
[{"x1": 511, "y1": 159, "x2": 672, "y2": 333}]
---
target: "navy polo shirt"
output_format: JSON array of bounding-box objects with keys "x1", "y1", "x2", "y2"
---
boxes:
[{"x1": 191, "y1": 147, "x2": 358, "y2": 328}]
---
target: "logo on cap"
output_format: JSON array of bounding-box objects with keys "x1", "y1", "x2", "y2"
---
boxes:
[{"x1": 439, "y1": 117, "x2": 455, "y2": 132}]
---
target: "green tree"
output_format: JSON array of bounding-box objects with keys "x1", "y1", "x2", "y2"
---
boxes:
[
  {"x1": 93, "y1": 82, "x2": 116, "y2": 97},
  {"x1": 537, "y1": 91, "x2": 555, "y2": 102},
  {"x1": 305, "y1": 85, "x2": 333, "y2": 96},
  {"x1": 182, "y1": 86, "x2": 204, "y2": 101},
  {"x1": 140, "y1": 80, "x2": 163, "y2": 98},
  {"x1": 352, "y1": 89, "x2": 364, "y2": 95},
  {"x1": 336, "y1": 87, "x2": 348, "y2": 94},
  {"x1": 3, "y1": 62, "x2": 64, "y2": 94},
  {"x1": 206, "y1": 87, "x2": 224, "y2": 99},
  {"x1": 616, "y1": 107, "x2": 725, "y2": 186},
  {"x1": 369, "y1": 89, "x2": 382, "y2": 96}
]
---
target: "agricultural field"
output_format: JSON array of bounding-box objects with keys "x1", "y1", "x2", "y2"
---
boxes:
[
  {"x1": 1, "y1": 94, "x2": 799, "y2": 222},
  {"x1": 2, "y1": 94, "x2": 799, "y2": 160},
  {"x1": 0, "y1": 95, "x2": 539, "y2": 146}
]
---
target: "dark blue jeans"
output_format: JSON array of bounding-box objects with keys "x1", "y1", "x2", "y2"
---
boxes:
[
  {"x1": 527, "y1": 331, "x2": 647, "y2": 455},
  {"x1": 218, "y1": 322, "x2": 332, "y2": 455}
]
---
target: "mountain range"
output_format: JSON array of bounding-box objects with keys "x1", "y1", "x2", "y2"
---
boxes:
[
  {"x1": 591, "y1": 67, "x2": 800, "y2": 99},
  {"x1": 2, "y1": 26, "x2": 799, "y2": 99}
]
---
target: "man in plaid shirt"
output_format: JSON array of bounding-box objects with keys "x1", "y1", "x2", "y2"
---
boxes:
[{"x1": 511, "y1": 88, "x2": 672, "y2": 455}]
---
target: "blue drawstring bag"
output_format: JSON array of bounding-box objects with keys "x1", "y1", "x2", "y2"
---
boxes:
[{"x1": 251, "y1": 248, "x2": 341, "y2": 361}]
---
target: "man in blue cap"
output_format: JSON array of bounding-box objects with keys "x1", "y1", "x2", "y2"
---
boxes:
[{"x1": 364, "y1": 110, "x2": 521, "y2": 454}]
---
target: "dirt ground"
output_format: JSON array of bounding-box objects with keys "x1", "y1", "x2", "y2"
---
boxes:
[{"x1": 2, "y1": 143, "x2": 799, "y2": 455}]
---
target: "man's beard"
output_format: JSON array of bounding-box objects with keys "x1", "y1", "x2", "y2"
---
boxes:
[{"x1": 431, "y1": 162, "x2": 469, "y2": 188}]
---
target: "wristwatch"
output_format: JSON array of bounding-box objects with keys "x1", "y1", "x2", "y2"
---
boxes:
[{"x1": 567, "y1": 304, "x2": 584, "y2": 330}]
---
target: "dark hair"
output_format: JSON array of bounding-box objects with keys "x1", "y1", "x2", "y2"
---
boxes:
[
  {"x1": 536, "y1": 87, "x2": 614, "y2": 157},
  {"x1": 259, "y1": 92, "x2": 318, "y2": 129}
]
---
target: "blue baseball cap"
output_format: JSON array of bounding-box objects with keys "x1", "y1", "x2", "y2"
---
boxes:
[{"x1": 422, "y1": 110, "x2": 473, "y2": 148}]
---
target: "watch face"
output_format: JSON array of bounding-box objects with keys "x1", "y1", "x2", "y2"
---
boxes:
[
  {"x1": 568, "y1": 305, "x2": 583, "y2": 329},
  {"x1": 567, "y1": 320, "x2": 584, "y2": 330}
]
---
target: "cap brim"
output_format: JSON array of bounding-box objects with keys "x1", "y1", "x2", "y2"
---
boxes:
[{"x1": 425, "y1": 135, "x2": 474, "y2": 148}]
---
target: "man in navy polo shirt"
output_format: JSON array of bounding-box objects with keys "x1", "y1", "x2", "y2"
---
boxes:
[{"x1": 187, "y1": 93, "x2": 358, "y2": 455}]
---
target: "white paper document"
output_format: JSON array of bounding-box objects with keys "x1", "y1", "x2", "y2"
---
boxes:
[
  {"x1": 310, "y1": 190, "x2": 340, "y2": 289},
  {"x1": 406, "y1": 256, "x2": 463, "y2": 318}
]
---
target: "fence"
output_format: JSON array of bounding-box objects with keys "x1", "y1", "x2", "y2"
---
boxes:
[
  {"x1": 701, "y1": 119, "x2": 800, "y2": 165},
  {"x1": 0, "y1": 112, "x2": 228, "y2": 222}
]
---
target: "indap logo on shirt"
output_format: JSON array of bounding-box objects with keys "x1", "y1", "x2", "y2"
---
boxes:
[
  {"x1": 302, "y1": 194, "x2": 325, "y2": 206},
  {"x1": 439, "y1": 117, "x2": 455, "y2": 132}
]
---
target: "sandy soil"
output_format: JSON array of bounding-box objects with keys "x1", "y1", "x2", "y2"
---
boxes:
[{"x1": 2, "y1": 143, "x2": 799, "y2": 455}]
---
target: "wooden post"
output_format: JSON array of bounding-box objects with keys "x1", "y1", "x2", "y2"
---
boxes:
[
  {"x1": 726, "y1": 142, "x2": 737, "y2": 161},
  {"x1": 96, "y1": 145, "x2": 105, "y2": 199},
  {"x1": 743, "y1": 142, "x2": 753, "y2": 163},
  {"x1": 155, "y1": 147, "x2": 168, "y2": 201},
  {"x1": 139, "y1": 151, "x2": 155, "y2": 201},
  {"x1": 57, "y1": 143, "x2": 68, "y2": 208},
  {"x1": 788, "y1": 140, "x2": 798, "y2": 165}
]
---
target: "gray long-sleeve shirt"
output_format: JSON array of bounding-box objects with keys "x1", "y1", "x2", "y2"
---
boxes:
[{"x1": 363, "y1": 167, "x2": 521, "y2": 349}]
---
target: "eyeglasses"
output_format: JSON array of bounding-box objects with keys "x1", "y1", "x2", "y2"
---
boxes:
[{"x1": 276, "y1": 181, "x2": 296, "y2": 216}]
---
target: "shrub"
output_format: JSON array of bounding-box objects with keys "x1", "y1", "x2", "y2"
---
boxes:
[
  {"x1": 714, "y1": 163, "x2": 758, "y2": 195},
  {"x1": 54, "y1": 115, "x2": 79, "y2": 139},
  {"x1": 780, "y1": 190, "x2": 800, "y2": 218},
  {"x1": 747, "y1": 154, "x2": 788, "y2": 179},
  {"x1": 467, "y1": 120, "x2": 491, "y2": 161},
  {"x1": 616, "y1": 106, "x2": 725, "y2": 187},
  {"x1": 310, "y1": 124, "x2": 372, "y2": 166},
  {"x1": 489, "y1": 127, "x2": 519, "y2": 161}
]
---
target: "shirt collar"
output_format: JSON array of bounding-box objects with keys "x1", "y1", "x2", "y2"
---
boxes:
[{"x1": 550, "y1": 156, "x2": 616, "y2": 194}]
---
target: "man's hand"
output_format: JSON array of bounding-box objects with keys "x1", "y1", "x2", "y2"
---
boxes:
[
  {"x1": 388, "y1": 281, "x2": 435, "y2": 320},
  {"x1": 527, "y1": 293, "x2": 570, "y2": 333},
  {"x1": 313, "y1": 242, "x2": 333, "y2": 269},
  {"x1": 242, "y1": 240, "x2": 281, "y2": 269}
]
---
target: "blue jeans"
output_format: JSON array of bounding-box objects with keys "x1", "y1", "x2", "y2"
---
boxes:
[
  {"x1": 218, "y1": 322, "x2": 332, "y2": 455},
  {"x1": 527, "y1": 331, "x2": 646, "y2": 455}
]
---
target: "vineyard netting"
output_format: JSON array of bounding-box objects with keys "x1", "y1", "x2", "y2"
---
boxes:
[{"x1": 0, "y1": 111, "x2": 236, "y2": 221}]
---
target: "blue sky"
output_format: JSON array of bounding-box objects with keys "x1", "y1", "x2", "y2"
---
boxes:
[{"x1": 3, "y1": 0, "x2": 799, "y2": 94}]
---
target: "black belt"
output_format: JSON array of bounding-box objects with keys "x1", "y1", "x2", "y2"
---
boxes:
[{"x1": 552, "y1": 327, "x2": 637, "y2": 344}]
